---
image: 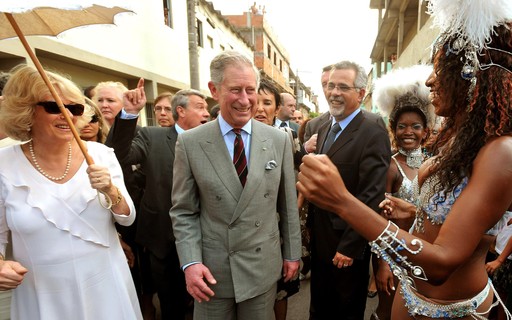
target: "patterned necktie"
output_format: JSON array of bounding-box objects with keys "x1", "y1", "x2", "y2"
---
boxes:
[
  {"x1": 232, "y1": 129, "x2": 248, "y2": 187},
  {"x1": 321, "y1": 122, "x2": 341, "y2": 153}
]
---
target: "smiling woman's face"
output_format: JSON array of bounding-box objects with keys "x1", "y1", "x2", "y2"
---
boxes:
[{"x1": 254, "y1": 88, "x2": 278, "y2": 126}]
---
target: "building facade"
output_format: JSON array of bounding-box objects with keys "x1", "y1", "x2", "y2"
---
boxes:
[{"x1": 1, "y1": 1, "x2": 317, "y2": 126}]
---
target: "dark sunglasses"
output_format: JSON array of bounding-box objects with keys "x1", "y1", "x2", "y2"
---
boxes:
[
  {"x1": 37, "y1": 101, "x2": 85, "y2": 116},
  {"x1": 90, "y1": 114, "x2": 100, "y2": 123}
]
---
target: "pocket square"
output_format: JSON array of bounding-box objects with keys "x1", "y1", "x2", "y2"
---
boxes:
[{"x1": 265, "y1": 160, "x2": 277, "y2": 170}]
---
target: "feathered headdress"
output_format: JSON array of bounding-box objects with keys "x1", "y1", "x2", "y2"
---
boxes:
[
  {"x1": 374, "y1": 64, "x2": 435, "y2": 129},
  {"x1": 427, "y1": 0, "x2": 512, "y2": 93}
]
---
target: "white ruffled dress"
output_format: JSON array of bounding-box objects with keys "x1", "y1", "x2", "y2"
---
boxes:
[{"x1": 0, "y1": 142, "x2": 142, "y2": 320}]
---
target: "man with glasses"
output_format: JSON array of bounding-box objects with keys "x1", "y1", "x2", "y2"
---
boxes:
[
  {"x1": 153, "y1": 92, "x2": 175, "y2": 127},
  {"x1": 109, "y1": 88, "x2": 210, "y2": 320},
  {"x1": 307, "y1": 61, "x2": 391, "y2": 320}
]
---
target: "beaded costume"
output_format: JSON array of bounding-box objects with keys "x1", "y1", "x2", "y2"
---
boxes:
[
  {"x1": 372, "y1": 173, "x2": 512, "y2": 319},
  {"x1": 391, "y1": 154, "x2": 418, "y2": 205}
]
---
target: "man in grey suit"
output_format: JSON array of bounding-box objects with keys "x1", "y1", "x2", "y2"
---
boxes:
[
  {"x1": 109, "y1": 88, "x2": 210, "y2": 320},
  {"x1": 170, "y1": 51, "x2": 302, "y2": 320}
]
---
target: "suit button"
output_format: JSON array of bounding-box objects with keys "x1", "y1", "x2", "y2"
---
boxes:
[
  {"x1": 255, "y1": 247, "x2": 261, "y2": 252},
  {"x1": 255, "y1": 221, "x2": 261, "y2": 227},
  {"x1": 264, "y1": 193, "x2": 269, "y2": 198},
  {"x1": 216, "y1": 195, "x2": 221, "y2": 201}
]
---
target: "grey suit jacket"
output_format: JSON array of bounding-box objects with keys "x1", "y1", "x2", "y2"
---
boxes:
[{"x1": 170, "y1": 119, "x2": 301, "y2": 302}]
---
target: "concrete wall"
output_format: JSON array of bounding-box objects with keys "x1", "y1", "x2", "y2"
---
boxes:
[{"x1": 0, "y1": 0, "x2": 251, "y2": 125}]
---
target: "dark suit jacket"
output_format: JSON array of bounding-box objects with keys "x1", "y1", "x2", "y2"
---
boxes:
[
  {"x1": 310, "y1": 110, "x2": 391, "y2": 261},
  {"x1": 109, "y1": 117, "x2": 177, "y2": 259},
  {"x1": 274, "y1": 120, "x2": 299, "y2": 133},
  {"x1": 105, "y1": 120, "x2": 145, "y2": 245},
  {"x1": 304, "y1": 111, "x2": 331, "y2": 141}
]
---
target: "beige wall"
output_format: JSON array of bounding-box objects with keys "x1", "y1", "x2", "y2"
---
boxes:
[
  {"x1": 0, "y1": 0, "x2": 251, "y2": 126},
  {"x1": 394, "y1": 18, "x2": 439, "y2": 68}
]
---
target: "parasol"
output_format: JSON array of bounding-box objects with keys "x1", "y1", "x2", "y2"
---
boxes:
[{"x1": 0, "y1": 2, "x2": 133, "y2": 164}]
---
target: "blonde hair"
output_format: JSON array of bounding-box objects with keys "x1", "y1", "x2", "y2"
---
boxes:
[
  {"x1": 84, "y1": 97, "x2": 109, "y2": 143},
  {"x1": 92, "y1": 81, "x2": 128, "y2": 103},
  {"x1": 0, "y1": 64, "x2": 87, "y2": 141}
]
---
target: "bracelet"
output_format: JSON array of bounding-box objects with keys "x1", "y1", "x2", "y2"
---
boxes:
[
  {"x1": 369, "y1": 221, "x2": 427, "y2": 281},
  {"x1": 111, "y1": 186, "x2": 123, "y2": 207}
]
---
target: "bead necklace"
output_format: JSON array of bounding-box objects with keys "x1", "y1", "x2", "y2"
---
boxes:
[
  {"x1": 398, "y1": 147, "x2": 424, "y2": 169},
  {"x1": 29, "y1": 141, "x2": 72, "y2": 181}
]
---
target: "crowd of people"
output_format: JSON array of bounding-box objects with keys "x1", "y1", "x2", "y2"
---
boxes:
[{"x1": 0, "y1": 2, "x2": 511, "y2": 320}]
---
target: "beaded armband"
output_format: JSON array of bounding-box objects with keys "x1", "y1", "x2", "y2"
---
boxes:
[{"x1": 369, "y1": 221, "x2": 428, "y2": 281}]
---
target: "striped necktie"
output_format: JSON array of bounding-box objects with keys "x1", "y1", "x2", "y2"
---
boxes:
[{"x1": 232, "y1": 128, "x2": 248, "y2": 187}]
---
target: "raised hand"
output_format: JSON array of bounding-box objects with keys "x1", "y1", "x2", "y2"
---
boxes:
[
  {"x1": 297, "y1": 154, "x2": 348, "y2": 213},
  {"x1": 379, "y1": 194, "x2": 416, "y2": 220},
  {"x1": 123, "y1": 78, "x2": 146, "y2": 114}
]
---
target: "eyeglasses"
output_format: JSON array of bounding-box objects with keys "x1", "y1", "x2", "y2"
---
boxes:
[
  {"x1": 90, "y1": 114, "x2": 100, "y2": 123},
  {"x1": 327, "y1": 83, "x2": 360, "y2": 92},
  {"x1": 37, "y1": 101, "x2": 85, "y2": 116},
  {"x1": 154, "y1": 106, "x2": 172, "y2": 113}
]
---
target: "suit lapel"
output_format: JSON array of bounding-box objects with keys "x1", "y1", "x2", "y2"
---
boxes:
[
  {"x1": 166, "y1": 126, "x2": 178, "y2": 158},
  {"x1": 317, "y1": 120, "x2": 332, "y2": 154},
  {"x1": 232, "y1": 121, "x2": 269, "y2": 222},
  {"x1": 327, "y1": 111, "x2": 364, "y2": 156},
  {"x1": 200, "y1": 123, "x2": 243, "y2": 201}
]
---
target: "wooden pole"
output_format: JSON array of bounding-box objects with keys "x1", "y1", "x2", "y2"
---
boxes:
[{"x1": 5, "y1": 12, "x2": 94, "y2": 165}]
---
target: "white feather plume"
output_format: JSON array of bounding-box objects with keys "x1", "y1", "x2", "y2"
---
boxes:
[
  {"x1": 427, "y1": 0, "x2": 512, "y2": 50},
  {"x1": 374, "y1": 65, "x2": 435, "y2": 128}
]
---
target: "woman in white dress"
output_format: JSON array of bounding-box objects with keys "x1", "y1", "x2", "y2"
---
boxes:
[{"x1": 0, "y1": 65, "x2": 142, "y2": 320}]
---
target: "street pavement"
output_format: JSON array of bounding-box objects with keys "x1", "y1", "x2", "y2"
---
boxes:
[
  {"x1": 159, "y1": 276, "x2": 379, "y2": 319},
  {"x1": 288, "y1": 277, "x2": 378, "y2": 320}
]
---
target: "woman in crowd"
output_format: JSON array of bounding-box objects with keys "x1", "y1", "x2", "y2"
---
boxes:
[
  {"x1": 297, "y1": 1, "x2": 512, "y2": 318},
  {"x1": 0, "y1": 65, "x2": 142, "y2": 319},
  {"x1": 93, "y1": 81, "x2": 128, "y2": 128},
  {"x1": 79, "y1": 97, "x2": 109, "y2": 143},
  {"x1": 253, "y1": 77, "x2": 300, "y2": 320},
  {"x1": 370, "y1": 64, "x2": 435, "y2": 320},
  {"x1": 423, "y1": 115, "x2": 444, "y2": 158}
]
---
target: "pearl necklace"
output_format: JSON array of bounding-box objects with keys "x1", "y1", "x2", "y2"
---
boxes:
[{"x1": 29, "y1": 141, "x2": 72, "y2": 181}]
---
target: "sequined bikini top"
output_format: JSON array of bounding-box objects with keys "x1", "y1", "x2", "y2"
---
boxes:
[
  {"x1": 416, "y1": 174, "x2": 508, "y2": 235},
  {"x1": 391, "y1": 154, "x2": 418, "y2": 204}
]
